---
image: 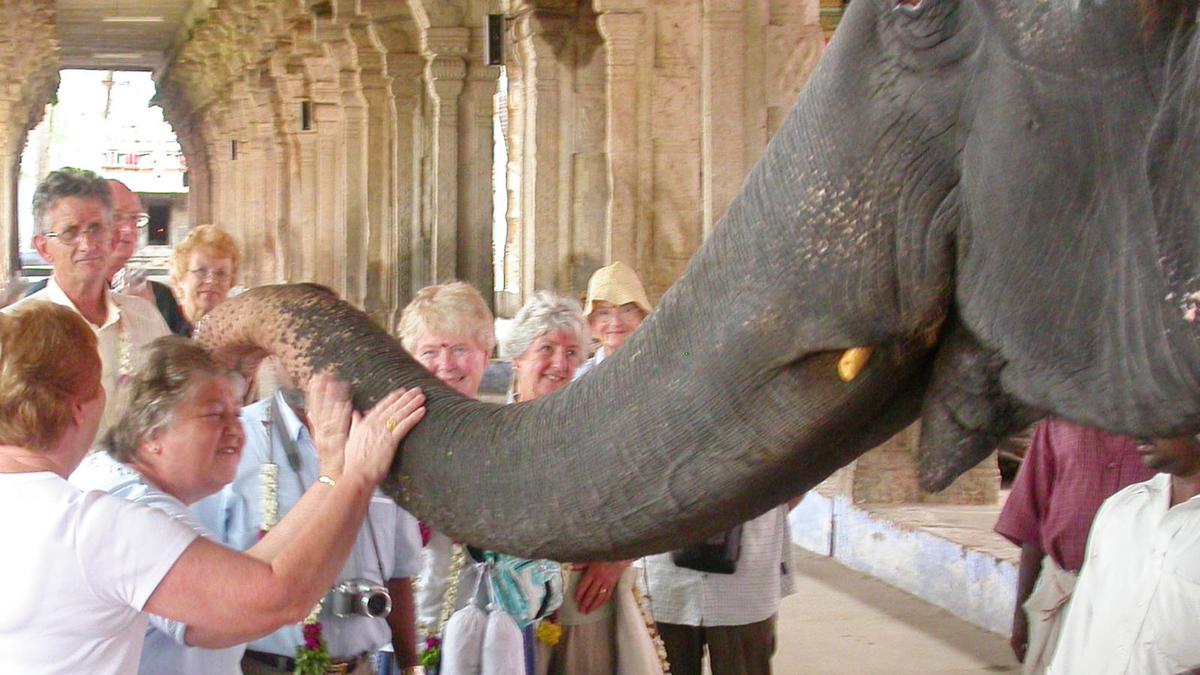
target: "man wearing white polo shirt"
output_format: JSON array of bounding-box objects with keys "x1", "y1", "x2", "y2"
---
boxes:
[{"x1": 5, "y1": 167, "x2": 167, "y2": 434}]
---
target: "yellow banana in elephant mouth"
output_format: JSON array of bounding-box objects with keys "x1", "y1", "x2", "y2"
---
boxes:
[{"x1": 838, "y1": 347, "x2": 874, "y2": 382}]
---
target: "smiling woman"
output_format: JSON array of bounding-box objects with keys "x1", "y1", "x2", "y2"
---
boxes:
[
  {"x1": 70, "y1": 336, "x2": 249, "y2": 673},
  {"x1": 170, "y1": 224, "x2": 240, "y2": 336}
]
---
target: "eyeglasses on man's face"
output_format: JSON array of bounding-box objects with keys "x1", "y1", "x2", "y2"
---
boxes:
[
  {"x1": 113, "y1": 211, "x2": 150, "y2": 228},
  {"x1": 42, "y1": 222, "x2": 112, "y2": 247}
]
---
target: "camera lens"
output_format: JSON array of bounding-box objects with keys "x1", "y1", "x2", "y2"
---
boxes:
[{"x1": 365, "y1": 592, "x2": 391, "y2": 618}]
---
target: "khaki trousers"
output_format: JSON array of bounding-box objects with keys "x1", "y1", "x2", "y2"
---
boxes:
[
  {"x1": 657, "y1": 616, "x2": 776, "y2": 675},
  {"x1": 1021, "y1": 557, "x2": 1077, "y2": 675}
]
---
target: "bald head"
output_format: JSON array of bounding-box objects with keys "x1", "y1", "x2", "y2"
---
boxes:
[{"x1": 107, "y1": 180, "x2": 143, "y2": 271}]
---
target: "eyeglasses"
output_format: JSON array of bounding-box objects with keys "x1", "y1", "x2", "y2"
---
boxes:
[
  {"x1": 114, "y1": 212, "x2": 151, "y2": 228},
  {"x1": 188, "y1": 267, "x2": 233, "y2": 283},
  {"x1": 42, "y1": 222, "x2": 111, "y2": 247}
]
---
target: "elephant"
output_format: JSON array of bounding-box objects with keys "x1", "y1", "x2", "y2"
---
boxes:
[{"x1": 200, "y1": 0, "x2": 1200, "y2": 561}]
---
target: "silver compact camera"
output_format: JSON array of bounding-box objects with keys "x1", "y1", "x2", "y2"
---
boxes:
[{"x1": 329, "y1": 578, "x2": 392, "y2": 618}]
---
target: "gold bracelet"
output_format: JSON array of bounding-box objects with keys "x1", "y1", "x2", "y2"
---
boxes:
[{"x1": 317, "y1": 475, "x2": 336, "y2": 487}]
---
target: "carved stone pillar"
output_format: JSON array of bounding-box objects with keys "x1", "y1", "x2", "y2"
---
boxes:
[
  {"x1": 269, "y1": 64, "x2": 309, "y2": 282},
  {"x1": 595, "y1": 2, "x2": 649, "y2": 279},
  {"x1": 308, "y1": 59, "x2": 346, "y2": 293},
  {"x1": 422, "y1": 27, "x2": 469, "y2": 284},
  {"x1": 512, "y1": 9, "x2": 569, "y2": 296},
  {"x1": 346, "y1": 19, "x2": 396, "y2": 324},
  {"x1": 457, "y1": 30, "x2": 499, "y2": 309},
  {"x1": 0, "y1": 102, "x2": 18, "y2": 280},
  {"x1": 701, "y1": 0, "x2": 746, "y2": 237},
  {"x1": 386, "y1": 52, "x2": 424, "y2": 314}
]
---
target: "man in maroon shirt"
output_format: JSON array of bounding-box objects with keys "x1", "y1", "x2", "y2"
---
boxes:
[{"x1": 994, "y1": 417, "x2": 1155, "y2": 674}]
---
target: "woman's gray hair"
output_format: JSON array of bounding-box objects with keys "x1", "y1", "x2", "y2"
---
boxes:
[
  {"x1": 501, "y1": 290, "x2": 591, "y2": 360},
  {"x1": 102, "y1": 336, "x2": 229, "y2": 463}
]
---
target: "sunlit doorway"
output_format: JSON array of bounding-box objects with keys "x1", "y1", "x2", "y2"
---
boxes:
[{"x1": 17, "y1": 70, "x2": 187, "y2": 279}]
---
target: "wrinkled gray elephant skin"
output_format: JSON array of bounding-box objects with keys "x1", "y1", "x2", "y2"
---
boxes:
[{"x1": 200, "y1": 0, "x2": 1200, "y2": 560}]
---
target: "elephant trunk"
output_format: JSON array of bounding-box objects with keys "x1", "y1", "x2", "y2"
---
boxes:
[
  {"x1": 201, "y1": 170, "x2": 933, "y2": 562},
  {"x1": 199, "y1": 19, "x2": 948, "y2": 558}
]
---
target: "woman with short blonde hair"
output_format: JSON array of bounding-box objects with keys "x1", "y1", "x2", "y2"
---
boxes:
[
  {"x1": 398, "y1": 281, "x2": 495, "y2": 356},
  {"x1": 169, "y1": 224, "x2": 241, "y2": 333}
]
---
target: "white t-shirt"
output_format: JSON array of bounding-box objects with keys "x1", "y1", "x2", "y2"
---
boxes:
[
  {"x1": 0, "y1": 471, "x2": 198, "y2": 674},
  {"x1": 71, "y1": 452, "x2": 245, "y2": 674}
]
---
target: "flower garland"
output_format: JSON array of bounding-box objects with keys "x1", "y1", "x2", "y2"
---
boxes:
[
  {"x1": 259, "y1": 436, "x2": 332, "y2": 674},
  {"x1": 294, "y1": 603, "x2": 333, "y2": 675},
  {"x1": 259, "y1": 462, "x2": 279, "y2": 537},
  {"x1": 418, "y1": 543, "x2": 467, "y2": 669},
  {"x1": 115, "y1": 322, "x2": 133, "y2": 388},
  {"x1": 631, "y1": 574, "x2": 672, "y2": 674}
]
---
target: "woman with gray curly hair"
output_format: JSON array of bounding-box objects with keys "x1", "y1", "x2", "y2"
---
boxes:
[
  {"x1": 502, "y1": 290, "x2": 590, "y2": 402},
  {"x1": 69, "y1": 336, "x2": 423, "y2": 675},
  {"x1": 504, "y1": 292, "x2": 664, "y2": 674}
]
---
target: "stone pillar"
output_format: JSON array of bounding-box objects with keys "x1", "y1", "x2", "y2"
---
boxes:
[
  {"x1": 701, "y1": 0, "x2": 746, "y2": 237},
  {"x1": 457, "y1": 28, "x2": 499, "y2": 309},
  {"x1": 385, "y1": 52, "x2": 424, "y2": 315},
  {"x1": 268, "y1": 63, "x2": 309, "y2": 283},
  {"x1": 499, "y1": 49, "x2": 525, "y2": 316},
  {"x1": 512, "y1": 9, "x2": 570, "y2": 295},
  {"x1": 0, "y1": 0, "x2": 57, "y2": 279},
  {"x1": 0, "y1": 103, "x2": 19, "y2": 280},
  {"x1": 307, "y1": 58, "x2": 347, "y2": 293},
  {"x1": 347, "y1": 19, "x2": 396, "y2": 325},
  {"x1": 422, "y1": 27, "x2": 470, "y2": 284},
  {"x1": 595, "y1": 2, "x2": 650, "y2": 279}
]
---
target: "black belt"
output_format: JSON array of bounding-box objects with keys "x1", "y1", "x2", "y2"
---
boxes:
[
  {"x1": 243, "y1": 650, "x2": 297, "y2": 672},
  {"x1": 244, "y1": 650, "x2": 371, "y2": 673}
]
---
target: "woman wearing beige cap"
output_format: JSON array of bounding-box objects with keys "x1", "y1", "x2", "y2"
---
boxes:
[
  {"x1": 574, "y1": 261, "x2": 652, "y2": 380},
  {"x1": 548, "y1": 262, "x2": 666, "y2": 675}
]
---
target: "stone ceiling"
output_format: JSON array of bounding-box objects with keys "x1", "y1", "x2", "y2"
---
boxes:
[{"x1": 55, "y1": 0, "x2": 199, "y2": 71}]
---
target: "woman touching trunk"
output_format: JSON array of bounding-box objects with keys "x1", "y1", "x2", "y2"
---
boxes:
[{"x1": 0, "y1": 302, "x2": 425, "y2": 674}]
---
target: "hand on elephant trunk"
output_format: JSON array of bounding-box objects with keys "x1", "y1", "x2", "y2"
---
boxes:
[
  {"x1": 342, "y1": 387, "x2": 426, "y2": 485},
  {"x1": 305, "y1": 372, "x2": 354, "y2": 480}
]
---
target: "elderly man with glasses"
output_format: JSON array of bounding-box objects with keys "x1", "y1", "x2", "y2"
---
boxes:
[
  {"x1": 23, "y1": 176, "x2": 190, "y2": 336},
  {"x1": 6, "y1": 167, "x2": 169, "y2": 434}
]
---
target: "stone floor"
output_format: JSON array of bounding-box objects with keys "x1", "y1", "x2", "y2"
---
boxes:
[{"x1": 773, "y1": 549, "x2": 1019, "y2": 674}]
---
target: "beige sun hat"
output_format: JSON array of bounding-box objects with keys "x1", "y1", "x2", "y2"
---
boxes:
[{"x1": 584, "y1": 261, "x2": 652, "y2": 318}]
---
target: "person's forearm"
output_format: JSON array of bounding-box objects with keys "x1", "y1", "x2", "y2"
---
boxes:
[
  {"x1": 388, "y1": 578, "x2": 420, "y2": 667},
  {"x1": 1015, "y1": 543, "x2": 1044, "y2": 607},
  {"x1": 243, "y1": 478, "x2": 338, "y2": 562},
  {"x1": 151, "y1": 476, "x2": 377, "y2": 647},
  {"x1": 266, "y1": 474, "x2": 376, "y2": 619}
]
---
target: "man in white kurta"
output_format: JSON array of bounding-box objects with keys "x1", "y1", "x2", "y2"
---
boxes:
[
  {"x1": 1047, "y1": 435, "x2": 1200, "y2": 674},
  {"x1": 4, "y1": 168, "x2": 167, "y2": 434},
  {"x1": 640, "y1": 504, "x2": 795, "y2": 675}
]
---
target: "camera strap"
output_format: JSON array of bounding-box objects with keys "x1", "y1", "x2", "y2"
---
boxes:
[
  {"x1": 271, "y1": 394, "x2": 390, "y2": 590},
  {"x1": 363, "y1": 516, "x2": 389, "y2": 587}
]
